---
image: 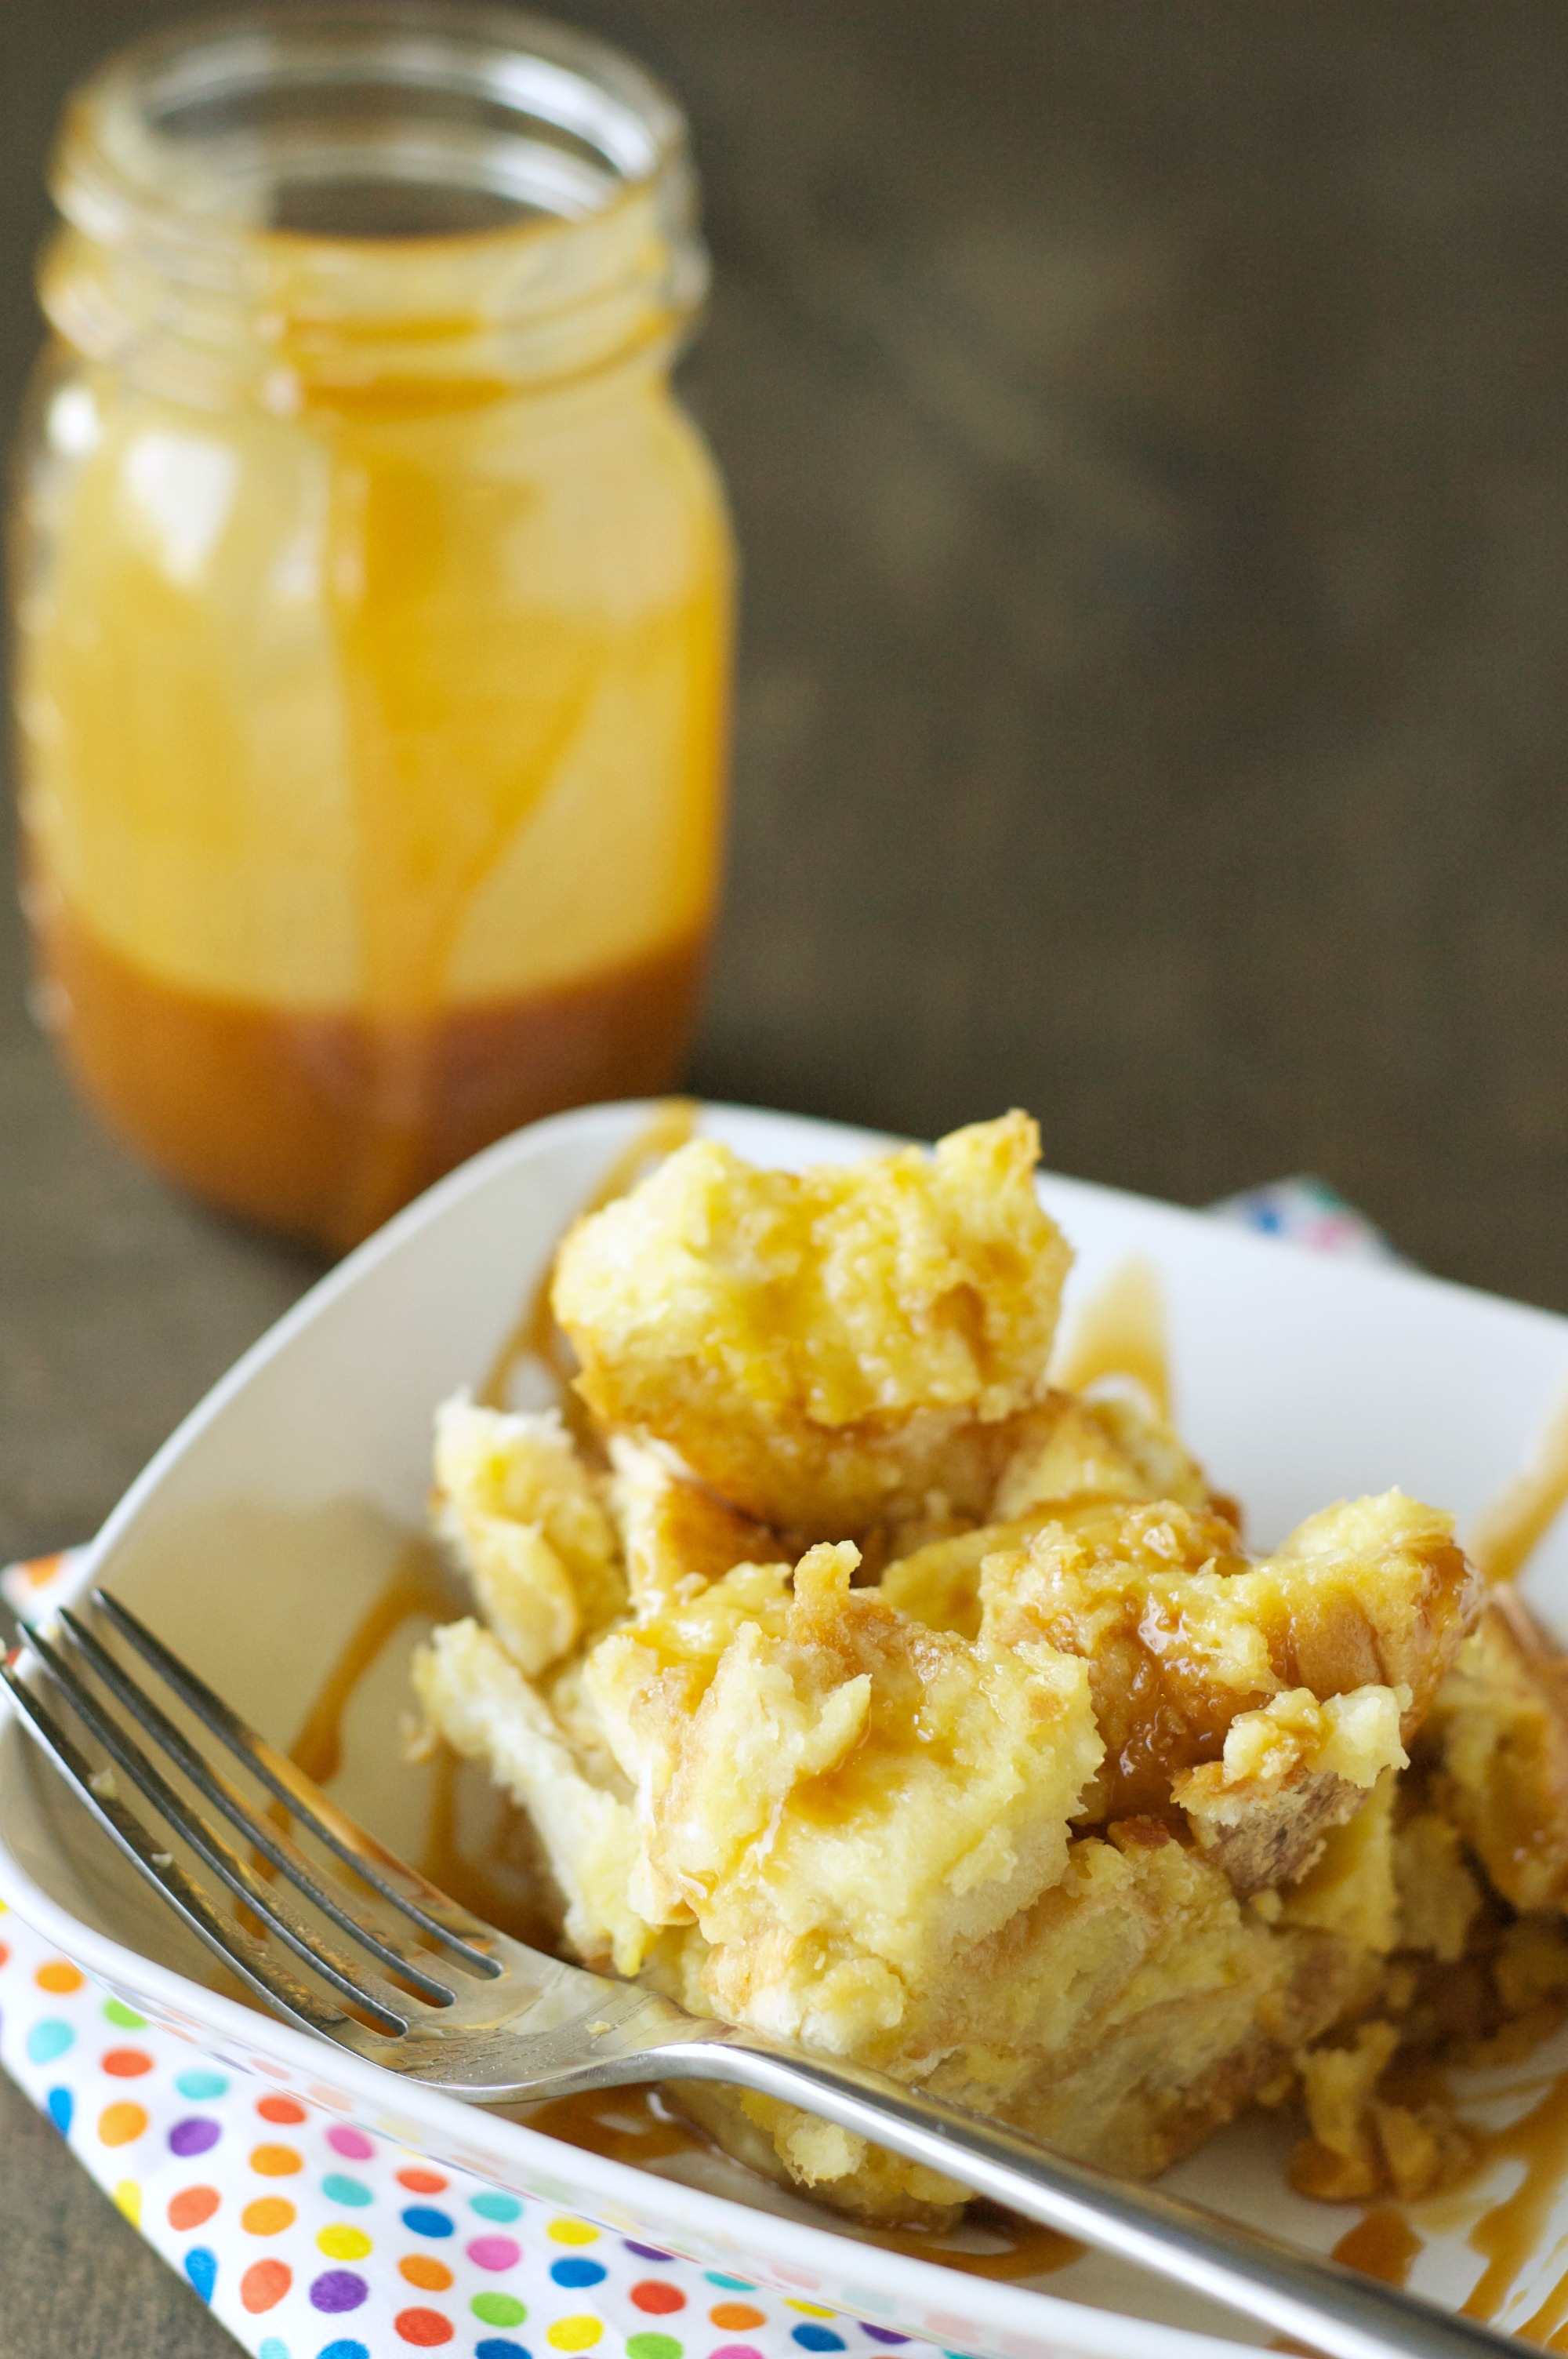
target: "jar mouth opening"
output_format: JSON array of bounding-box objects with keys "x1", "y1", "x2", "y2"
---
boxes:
[{"x1": 59, "y1": 2, "x2": 688, "y2": 258}]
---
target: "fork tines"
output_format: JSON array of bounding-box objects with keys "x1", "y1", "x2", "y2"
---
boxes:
[{"x1": 1, "y1": 1588, "x2": 501, "y2": 2039}]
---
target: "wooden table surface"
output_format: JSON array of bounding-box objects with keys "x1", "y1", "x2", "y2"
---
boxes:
[{"x1": 3, "y1": 3, "x2": 1567, "y2": 2350}]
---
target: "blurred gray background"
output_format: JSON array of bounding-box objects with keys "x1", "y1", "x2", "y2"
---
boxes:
[{"x1": 2, "y1": 5, "x2": 1567, "y2": 2351}]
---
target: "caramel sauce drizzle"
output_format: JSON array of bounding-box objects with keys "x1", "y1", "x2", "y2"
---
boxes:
[
  {"x1": 1051, "y1": 1256, "x2": 1171, "y2": 1421},
  {"x1": 1470, "y1": 1383, "x2": 1568, "y2": 1588},
  {"x1": 234, "y1": 1546, "x2": 453, "y2": 1956},
  {"x1": 1316, "y1": 2064, "x2": 1568, "y2": 2336},
  {"x1": 1458, "y1": 2068, "x2": 1568, "y2": 2332},
  {"x1": 272, "y1": 1103, "x2": 702, "y2": 1923},
  {"x1": 477, "y1": 1097, "x2": 698, "y2": 1415},
  {"x1": 288, "y1": 1550, "x2": 456, "y2": 1787}
]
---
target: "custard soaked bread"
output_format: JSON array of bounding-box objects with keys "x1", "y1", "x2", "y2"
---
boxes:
[
  {"x1": 412, "y1": 1114, "x2": 1565, "y2": 2224},
  {"x1": 547, "y1": 1110, "x2": 1071, "y2": 1532}
]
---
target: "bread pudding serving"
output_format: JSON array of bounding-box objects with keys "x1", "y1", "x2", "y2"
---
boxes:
[{"x1": 411, "y1": 1114, "x2": 1568, "y2": 2226}]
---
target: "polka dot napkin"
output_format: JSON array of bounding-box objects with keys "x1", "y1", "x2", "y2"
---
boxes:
[
  {"x1": 0, "y1": 1888, "x2": 940, "y2": 2359},
  {"x1": 0, "y1": 1178, "x2": 1376, "y2": 2358},
  {"x1": 1207, "y1": 1175, "x2": 1400, "y2": 1262}
]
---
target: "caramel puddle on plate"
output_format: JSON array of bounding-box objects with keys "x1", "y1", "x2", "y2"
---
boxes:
[
  {"x1": 1331, "y1": 2206, "x2": 1424, "y2": 2288},
  {"x1": 863, "y1": 2208, "x2": 1083, "y2": 2282},
  {"x1": 527, "y1": 2090, "x2": 1082, "y2": 2281},
  {"x1": 1051, "y1": 1254, "x2": 1171, "y2": 1421},
  {"x1": 528, "y1": 2085, "x2": 706, "y2": 2171},
  {"x1": 1267, "y1": 2211, "x2": 1425, "y2": 2356}
]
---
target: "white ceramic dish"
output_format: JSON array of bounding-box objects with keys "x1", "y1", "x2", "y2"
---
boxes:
[{"x1": 7, "y1": 1099, "x2": 1568, "y2": 2359}]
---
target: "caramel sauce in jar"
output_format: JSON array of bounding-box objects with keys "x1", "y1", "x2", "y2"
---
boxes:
[
  {"x1": 40, "y1": 910, "x2": 709, "y2": 1247},
  {"x1": 14, "y1": 9, "x2": 731, "y2": 1248}
]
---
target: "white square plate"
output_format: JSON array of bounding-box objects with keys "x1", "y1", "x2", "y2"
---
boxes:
[{"x1": 5, "y1": 1099, "x2": 1568, "y2": 2359}]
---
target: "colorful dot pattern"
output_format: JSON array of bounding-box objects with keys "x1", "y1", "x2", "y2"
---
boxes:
[{"x1": 0, "y1": 1895, "x2": 956, "y2": 2359}]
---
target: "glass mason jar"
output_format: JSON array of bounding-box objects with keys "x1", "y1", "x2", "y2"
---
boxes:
[{"x1": 13, "y1": 4, "x2": 731, "y2": 1249}]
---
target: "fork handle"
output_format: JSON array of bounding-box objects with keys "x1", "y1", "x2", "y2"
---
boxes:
[{"x1": 655, "y1": 2034, "x2": 1512, "y2": 2359}]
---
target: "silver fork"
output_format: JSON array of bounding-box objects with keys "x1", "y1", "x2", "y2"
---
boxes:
[{"x1": 2, "y1": 1590, "x2": 1518, "y2": 2359}]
